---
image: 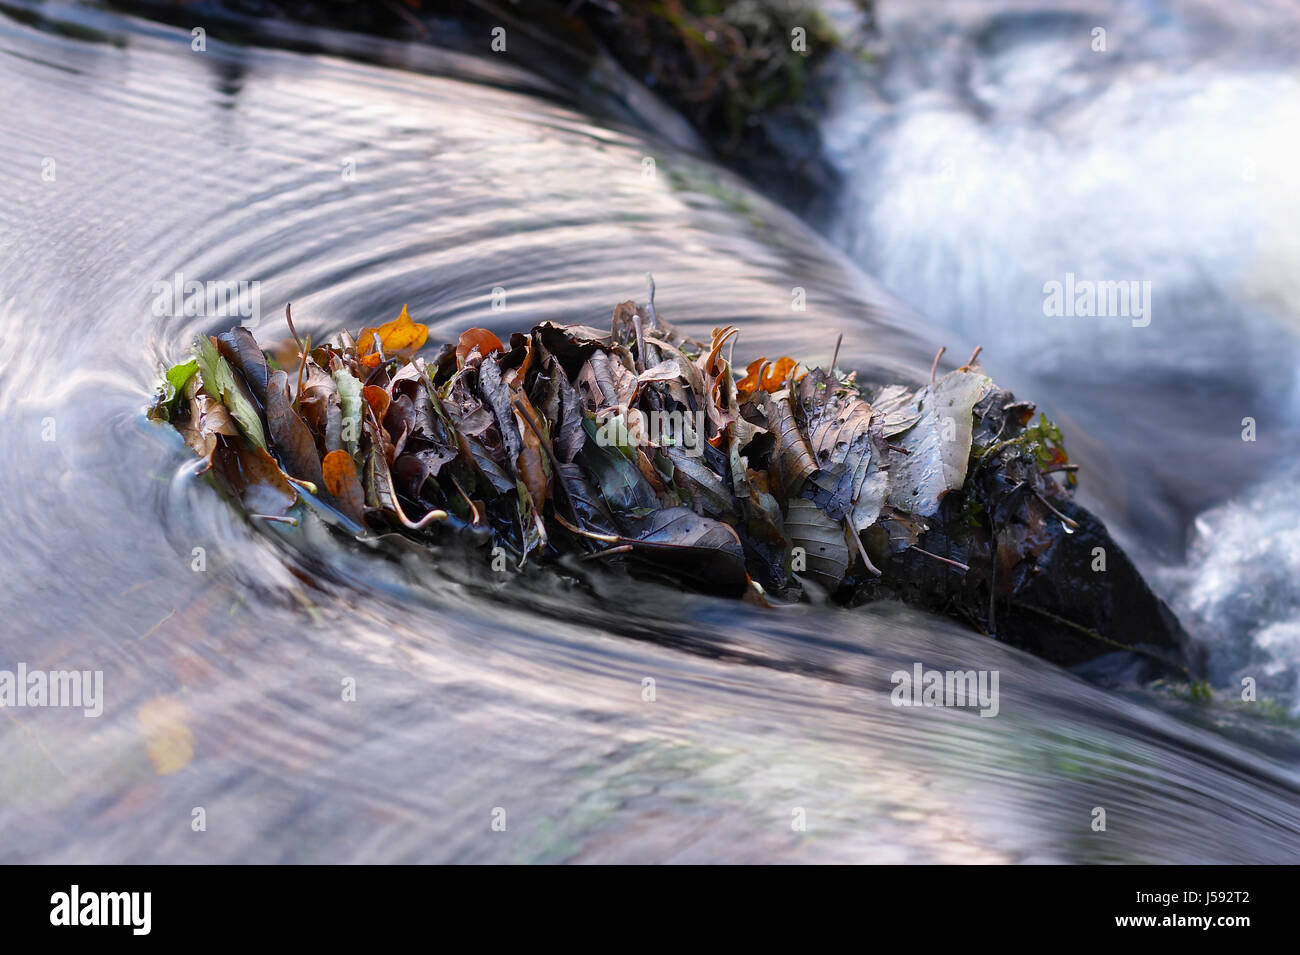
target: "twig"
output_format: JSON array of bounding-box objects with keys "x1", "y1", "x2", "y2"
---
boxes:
[
  {"x1": 822, "y1": 333, "x2": 844, "y2": 411},
  {"x1": 632, "y1": 313, "x2": 646, "y2": 373},
  {"x1": 285, "y1": 475, "x2": 318, "y2": 496},
  {"x1": 845, "y1": 519, "x2": 881, "y2": 577},
  {"x1": 987, "y1": 524, "x2": 997, "y2": 633},
  {"x1": 251, "y1": 513, "x2": 299, "y2": 526},
  {"x1": 581, "y1": 545, "x2": 634, "y2": 561},
  {"x1": 553, "y1": 511, "x2": 619, "y2": 543},
  {"x1": 1008, "y1": 601, "x2": 1184, "y2": 671},
  {"x1": 645, "y1": 272, "x2": 657, "y2": 325},
  {"x1": 293, "y1": 332, "x2": 310, "y2": 413},
  {"x1": 909, "y1": 545, "x2": 969, "y2": 573},
  {"x1": 284, "y1": 303, "x2": 304, "y2": 352},
  {"x1": 450, "y1": 474, "x2": 482, "y2": 525},
  {"x1": 929, "y1": 346, "x2": 946, "y2": 383},
  {"x1": 1033, "y1": 490, "x2": 1080, "y2": 530}
]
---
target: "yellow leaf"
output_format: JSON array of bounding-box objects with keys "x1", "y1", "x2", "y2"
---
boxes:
[
  {"x1": 357, "y1": 304, "x2": 428, "y2": 368},
  {"x1": 137, "y1": 697, "x2": 194, "y2": 775}
]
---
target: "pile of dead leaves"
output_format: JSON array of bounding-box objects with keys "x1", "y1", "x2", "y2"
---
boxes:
[
  {"x1": 151, "y1": 292, "x2": 1196, "y2": 676},
  {"x1": 153, "y1": 297, "x2": 998, "y2": 595}
]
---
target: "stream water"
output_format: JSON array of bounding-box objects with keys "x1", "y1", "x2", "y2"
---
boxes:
[{"x1": 0, "y1": 0, "x2": 1296, "y2": 862}]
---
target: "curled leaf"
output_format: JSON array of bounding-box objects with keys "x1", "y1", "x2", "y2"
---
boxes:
[{"x1": 455, "y1": 327, "x2": 505, "y2": 368}]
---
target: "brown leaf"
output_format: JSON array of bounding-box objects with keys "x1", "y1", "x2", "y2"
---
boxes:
[
  {"x1": 265, "y1": 370, "x2": 324, "y2": 488},
  {"x1": 697, "y1": 326, "x2": 740, "y2": 442},
  {"x1": 216, "y1": 326, "x2": 270, "y2": 404},
  {"x1": 512, "y1": 391, "x2": 550, "y2": 511},
  {"x1": 363, "y1": 422, "x2": 445, "y2": 530},
  {"x1": 215, "y1": 441, "x2": 296, "y2": 515},
  {"x1": 180, "y1": 374, "x2": 237, "y2": 464},
  {"x1": 576, "y1": 349, "x2": 638, "y2": 414},
  {"x1": 765, "y1": 393, "x2": 817, "y2": 497}
]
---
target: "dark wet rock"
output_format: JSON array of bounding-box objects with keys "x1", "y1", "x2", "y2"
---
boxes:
[{"x1": 848, "y1": 383, "x2": 1201, "y2": 680}]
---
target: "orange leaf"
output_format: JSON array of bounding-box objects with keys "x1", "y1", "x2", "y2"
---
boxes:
[
  {"x1": 737, "y1": 355, "x2": 797, "y2": 400},
  {"x1": 455, "y1": 327, "x2": 505, "y2": 368},
  {"x1": 737, "y1": 358, "x2": 766, "y2": 400},
  {"x1": 357, "y1": 304, "x2": 428, "y2": 368},
  {"x1": 702, "y1": 325, "x2": 739, "y2": 376},
  {"x1": 361, "y1": 384, "x2": 391, "y2": 421},
  {"x1": 760, "y1": 356, "x2": 797, "y2": 392},
  {"x1": 322, "y1": 449, "x2": 365, "y2": 524}
]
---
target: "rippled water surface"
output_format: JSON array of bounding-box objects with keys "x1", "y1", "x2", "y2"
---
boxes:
[{"x1": 0, "y1": 1, "x2": 1297, "y2": 862}]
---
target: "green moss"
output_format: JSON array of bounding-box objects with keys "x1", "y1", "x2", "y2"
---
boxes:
[{"x1": 586, "y1": 1, "x2": 842, "y2": 155}]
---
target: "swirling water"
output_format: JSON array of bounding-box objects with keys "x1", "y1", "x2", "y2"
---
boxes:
[{"x1": 0, "y1": 1, "x2": 1296, "y2": 862}]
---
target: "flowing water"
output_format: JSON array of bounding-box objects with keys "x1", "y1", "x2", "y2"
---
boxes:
[
  {"x1": 0, "y1": 0, "x2": 1296, "y2": 863},
  {"x1": 816, "y1": 0, "x2": 1300, "y2": 716}
]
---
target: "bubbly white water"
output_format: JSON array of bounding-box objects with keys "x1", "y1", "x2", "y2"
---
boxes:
[
  {"x1": 820, "y1": 0, "x2": 1300, "y2": 707},
  {"x1": 1163, "y1": 466, "x2": 1300, "y2": 711}
]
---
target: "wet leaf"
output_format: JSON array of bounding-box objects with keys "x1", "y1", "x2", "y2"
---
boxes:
[
  {"x1": 333, "y1": 367, "x2": 363, "y2": 456},
  {"x1": 636, "y1": 358, "x2": 683, "y2": 386},
  {"x1": 577, "y1": 348, "x2": 638, "y2": 413},
  {"x1": 552, "y1": 461, "x2": 617, "y2": 536},
  {"x1": 802, "y1": 385, "x2": 886, "y2": 531},
  {"x1": 265, "y1": 370, "x2": 324, "y2": 488},
  {"x1": 512, "y1": 391, "x2": 550, "y2": 512},
  {"x1": 665, "y1": 444, "x2": 735, "y2": 519},
  {"x1": 321, "y1": 449, "x2": 365, "y2": 524},
  {"x1": 193, "y1": 334, "x2": 267, "y2": 451},
  {"x1": 533, "y1": 358, "x2": 585, "y2": 463},
  {"x1": 579, "y1": 415, "x2": 658, "y2": 513},
  {"x1": 737, "y1": 355, "x2": 797, "y2": 400},
  {"x1": 167, "y1": 357, "x2": 200, "y2": 394},
  {"x1": 785, "y1": 498, "x2": 850, "y2": 592},
  {"x1": 620, "y1": 506, "x2": 749, "y2": 594},
  {"x1": 362, "y1": 384, "x2": 391, "y2": 423},
  {"x1": 152, "y1": 357, "x2": 199, "y2": 419},
  {"x1": 216, "y1": 326, "x2": 270, "y2": 404},
  {"x1": 765, "y1": 392, "x2": 817, "y2": 497},
  {"x1": 886, "y1": 369, "x2": 991, "y2": 517},
  {"x1": 215, "y1": 440, "x2": 296, "y2": 515},
  {"x1": 179, "y1": 373, "x2": 237, "y2": 463},
  {"x1": 363, "y1": 421, "x2": 446, "y2": 530},
  {"x1": 478, "y1": 358, "x2": 523, "y2": 466},
  {"x1": 872, "y1": 384, "x2": 923, "y2": 437}
]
